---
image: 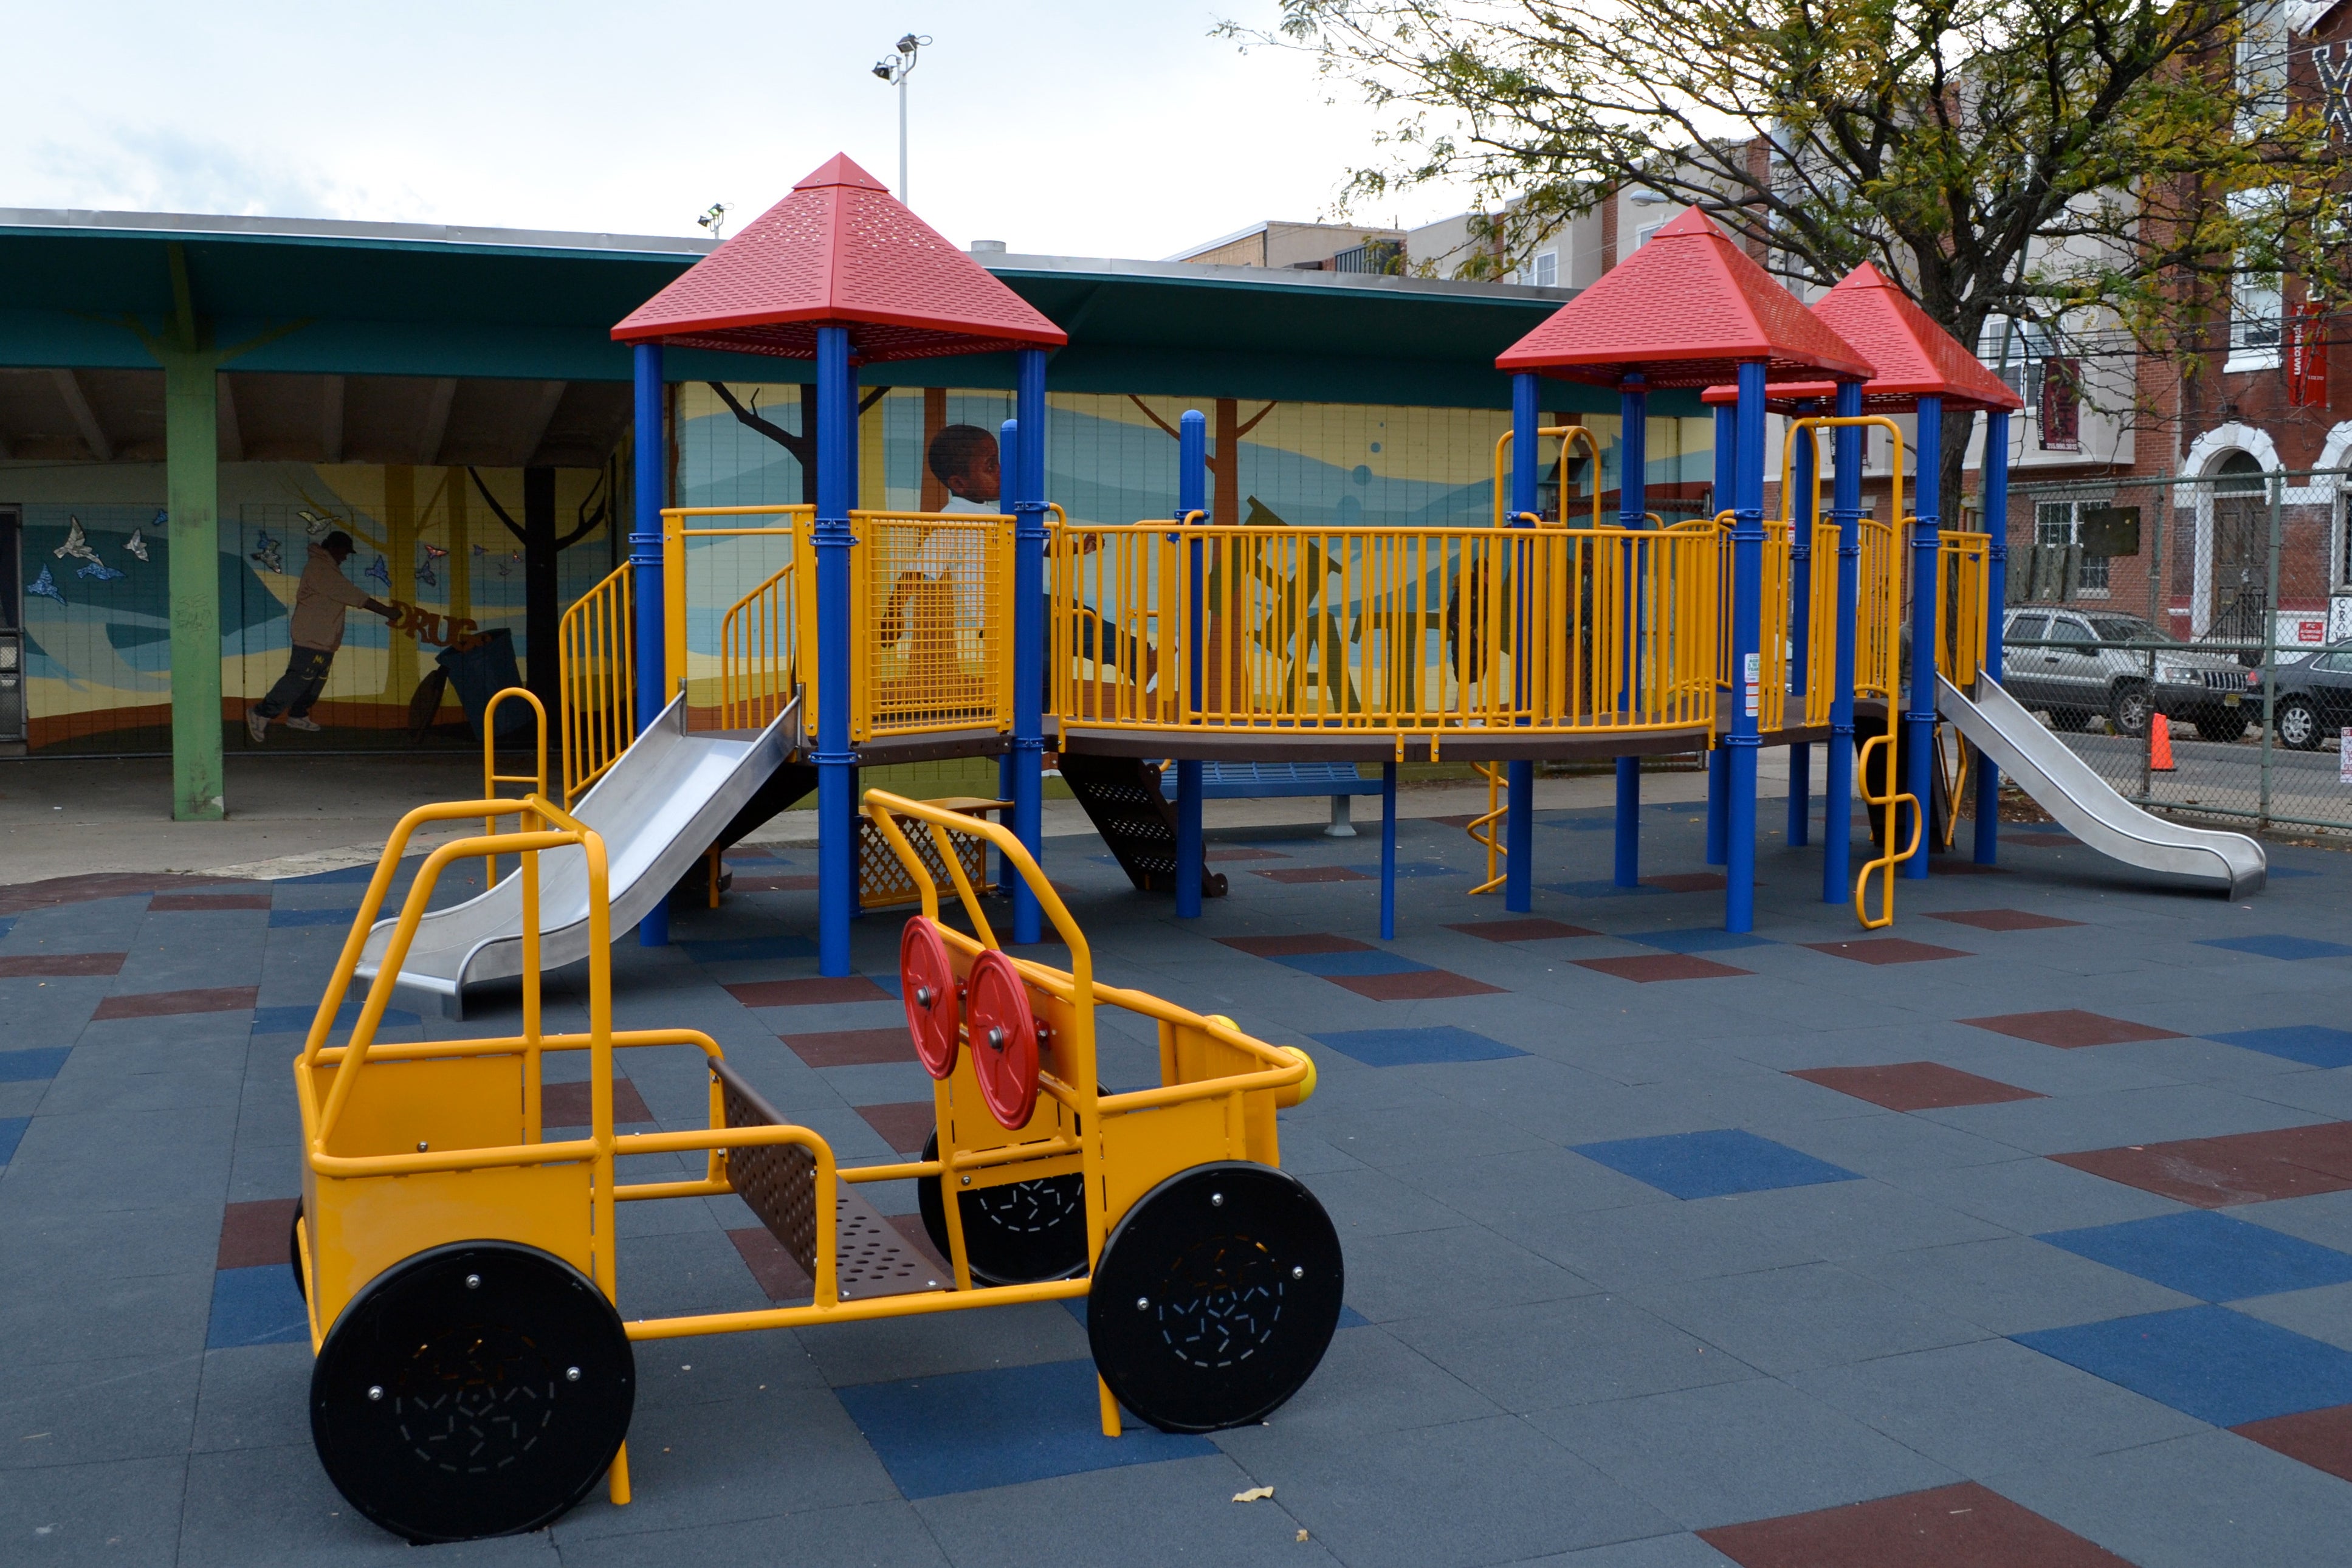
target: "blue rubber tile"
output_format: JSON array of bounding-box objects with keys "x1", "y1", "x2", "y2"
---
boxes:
[
  {"x1": 2268, "y1": 865, "x2": 2323, "y2": 878},
  {"x1": 2038, "y1": 1211, "x2": 2352, "y2": 1302},
  {"x1": 1549, "y1": 879, "x2": 1662, "y2": 898},
  {"x1": 1572, "y1": 1129, "x2": 1861, "y2": 1200},
  {"x1": 250, "y1": 1000, "x2": 421, "y2": 1035},
  {"x1": 678, "y1": 935, "x2": 819, "y2": 963},
  {"x1": 833, "y1": 1357, "x2": 1214, "y2": 1499},
  {"x1": 2197, "y1": 934, "x2": 2352, "y2": 961},
  {"x1": 1310, "y1": 1026, "x2": 1528, "y2": 1067},
  {"x1": 1617, "y1": 930, "x2": 1776, "y2": 955},
  {"x1": 266, "y1": 906, "x2": 359, "y2": 929},
  {"x1": 0, "y1": 1116, "x2": 26, "y2": 1165},
  {"x1": 204, "y1": 1265, "x2": 310, "y2": 1349},
  {"x1": 1272, "y1": 950, "x2": 1432, "y2": 978},
  {"x1": 2015, "y1": 1305, "x2": 2352, "y2": 1426},
  {"x1": 0, "y1": 916, "x2": 13, "y2": 941},
  {"x1": 0, "y1": 1047, "x2": 69, "y2": 1082},
  {"x1": 275, "y1": 862, "x2": 383, "y2": 885},
  {"x1": 2204, "y1": 1025, "x2": 2352, "y2": 1068}
]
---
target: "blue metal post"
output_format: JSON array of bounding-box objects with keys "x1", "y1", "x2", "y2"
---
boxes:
[
  {"x1": 1614, "y1": 379, "x2": 1647, "y2": 889},
  {"x1": 1974, "y1": 410, "x2": 2010, "y2": 864},
  {"x1": 1010, "y1": 351, "x2": 1049, "y2": 941},
  {"x1": 1706, "y1": 399, "x2": 1733, "y2": 865},
  {"x1": 1174, "y1": 410, "x2": 1208, "y2": 919},
  {"x1": 813, "y1": 328, "x2": 857, "y2": 976},
  {"x1": 1905, "y1": 396, "x2": 1942, "y2": 881},
  {"x1": 1824, "y1": 380, "x2": 1863, "y2": 903},
  {"x1": 1787, "y1": 400, "x2": 1817, "y2": 847},
  {"x1": 630, "y1": 343, "x2": 670, "y2": 947},
  {"x1": 1380, "y1": 762, "x2": 1398, "y2": 940},
  {"x1": 1726, "y1": 360, "x2": 1767, "y2": 932},
  {"x1": 1505, "y1": 373, "x2": 1539, "y2": 912},
  {"x1": 997, "y1": 419, "x2": 1020, "y2": 893}
]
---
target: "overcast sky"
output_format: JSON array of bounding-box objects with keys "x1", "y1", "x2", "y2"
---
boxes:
[{"x1": 1, "y1": 2, "x2": 1478, "y2": 260}]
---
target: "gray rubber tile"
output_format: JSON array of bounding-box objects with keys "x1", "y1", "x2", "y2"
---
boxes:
[
  {"x1": 1886, "y1": 1155, "x2": 2189, "y2": 1234},
  {"x1": 1846, "y1": 1234, "x2": 2204, "y2": 1334},
  {"x1": 2240, "y1": 1188, "x2": 2352, "y2": 1253},
  {"x1": 794, "y1": 1298, "x2": 1091, "y2": 1388},
  {"x1": 1518, "y1": 1195, "x2": 1845, "y2": 1290},
  {"x1": 187, "y1": 1344, "x2": 312, "y2": 1456},
  {"x1": 177, "y1": 1443, "x2": 560, "y2": 1566},
  {"x1": 1384, "y1": 1293, "x2": 1760, "y2": 1413},
  {"x1": 1336, "y1": 1223, "x2": 1597, "y2": 1322},
  {"x1": 1632, "y1": 1262, "x2": 1992, "y2": 1375},
  {"x1": 1217, "y1": 1322, "x2": 1501, "y2": 1437},
  {"x1": 555, "y1": 1499, "x2": 949, "y2": 1568},
  {"x1": 0, "y1": 1453, "x2": 185, "y2": 1567},
  {"x1": 916, "y1": 1452, "x2": 1338, "y2": 1568},
  {"x1": 0, "y1": 1354, "x2": 200, "y2": 1471},
  {"x1": 2229, "y1": 1280, "x2": 2352, "y2": 1353},
  {"x1": 1504, "y1": 1536, "x2": 1740, "y2": 1567}
]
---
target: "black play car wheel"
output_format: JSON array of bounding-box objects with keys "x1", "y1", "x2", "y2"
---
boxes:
[{"x1": 919, "y1": 1131, "x2": 1088, "y2": 1286}]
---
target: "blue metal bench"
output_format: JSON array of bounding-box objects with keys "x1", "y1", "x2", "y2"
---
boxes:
[{"x1": 1157, "y1": 760, "x2": 1383, "y2": 836}]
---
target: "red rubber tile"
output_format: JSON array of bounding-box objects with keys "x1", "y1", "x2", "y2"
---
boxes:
[
  {"x1": 0, "y1": 872, "x2": 262, "y2": 916},
  {"x1": 1699, "y1": 1480, "x2": 2131, "y2": 1566},
  {"x1": 856, "y1": 1101, "x2": 937, "y2": 1154},
  {"x1": 218, "y1": 1198, "x2": 300, "y2": 1271},
  {"x1": 1331, "y1": 969, "x2": 1507, "y2": 1000},
  {"x1": 0, "y1": 952, "x2": 126, "y2": 977},
  {"x1": 1792, "y1": 1062, "x2": 2045, "y2": 1112},
  {"x1": 2233, "y1": 1403, "x2": 2352, "y2": 1484},
  {"x1": 1959, "y1": 1009, "x2": 2183, "y2": 1048},
  {"x1": 541, "y1": 1078, "x2": 655, "y2": 1129},
  {"x1": 732, "y1": 873, "x2": 821, "y2": 892},
  {"x1": 1217, "y1": 934, "x2": 1372, "y2": 957},
  {"x1": 1446, "y1": 918, "x2": 1601, "y2": 943},
  {"x1": 1205, "y1": 848, "x2": 1290, "y2": 862},
  {"x1": 1575, "y1": 954, "x2": 1753, "y2": 982},
  {"x1": 727, "y1": 1226, "x2": 811, "y2": 1302},
  {"x1": 91, "y1": 985, "x2": 257, "y2": 1020},
  {"x1": 1804, "y1": 938, "x2": 1974, "y2": 965},
  {"x1": 2049, "y1": 1124, "x2": 2352, "y2": 1208},
  {"x1": 1930, "y1": 860, "x2": 2010, "y2": 875},
  {"x1": 148, "y1": 893, "x2": 273, "y2": 912},
  {"x1": 1927, "y1": 909, "x2": 2085, "y2": 932},
  {"x1": 783, "y1": 1028, "x2": 915, "y2": 1068},
  {"x1": 727, "y1": 975, "x2": 892, "y2": 1008},
  {"x1": 2007, "y1": 832, "x2": 2077, "y2": 847},
  {"x1": 1643, "y1": 872, "x2": 1738, "y2": 892},
  {"x1": 1253, "y1": 866, "x2": 1371, "y2": 884}
]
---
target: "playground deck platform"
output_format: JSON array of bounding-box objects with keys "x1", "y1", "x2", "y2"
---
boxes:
[{"x1": 5, "y1": 803, "x2": 2350, "y2": 1566}]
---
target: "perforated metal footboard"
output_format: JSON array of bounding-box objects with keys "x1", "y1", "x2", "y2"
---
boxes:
[{"x1": 714, "y1": 1058, "x2": 946, "y2": 1300}]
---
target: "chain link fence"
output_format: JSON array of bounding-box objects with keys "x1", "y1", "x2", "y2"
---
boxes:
[{"x1": 2006, "y1": 468, "x2": 2352, "y2": 835}]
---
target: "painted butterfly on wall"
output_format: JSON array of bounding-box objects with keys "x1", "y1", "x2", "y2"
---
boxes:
[
  {"x1": 365, "y1": 555, "x2": 392, "y2": 589},
  {"x1": 53, "y1": 517, "x2": 100, "y2": 565},
  {"x1": 27, "y1": 565, "x2": 64, "y2": 605},
  {"x1": 124, "y1": 529, "x2": 150, "y2": 563}
]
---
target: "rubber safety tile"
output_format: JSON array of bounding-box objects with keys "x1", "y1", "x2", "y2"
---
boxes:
[
  {"x1": 1572, "y1": 1128, "x2": 1862, "y2": 1201},
  {"x1": 1927, "y1": 908, "x2": 2086, "y2": 932},
  {"x1": 2198, "y1": 934, "x2": 2352, "y2": 961},
  {"x1": 2231, "y1": 1402, "x2": 2352, "y2": 1485},
  {"x1": 91, "y1": 985, "x2": 258, "y2": 1020},
  {"x1": 204, "y1": 1265, "x2": 310, "y2": 1350},
  {"x1": 1789, "y1": 1062, "x2": 2044, "y2": 1113},
  {"x1": 1203, "y1": 847, "x2": 1289, "y2": 862},
  {"x1": 146, "y1": 893, "x2": 272, "y2": 912},
  {"x1": 1216, "y1": 934, "x2": 1370, "y2": 958},
  {"x1": 1697, "y1": 1480, "x2": 2132, "y2": 1567},
  {"x1": 1618, "y1": 929, "x2": 1778, "y2": 955},
  {"x1": 1253, "y1": 866, "x2": 1371, "y2": 884},
  {"x1": 1547, "y1": 878, "x2": 1664, "y2": 898},
  {"x1": 1803, "y1": 938, "x2": 1973, "y2": 965},
  {"x1": 1343, "y1": 861, "x2": 1467, "y2": 879},
  {"x1": 0, "y1": 1046, "x2": 72, "y2": 1082},
  {"x1": 1330, "y1": 968, "x2": 1507, "y2": 1001},
  {"x1": 0, "y1": 1116, "x2": 26, "y2": 1166},
  {"x1": 0, "y1": 951, "x2": 125, "y2": 977},
  {"x1": 2037, "y1": 1210, "x2": 2352, "y2": 1302},
  {"x1": 732, "y1": 873, "x2": 820, "y2": 892},
  {"x1": 678, "y1": 935, "x2": 819, "y2": 963},
  {"x1": 783, "y1": 1028, "x2": 916, "y2": 1068},
  {"x1": 727, "y1": 975, "x2": 893, "y2": 1008},
  {"x1": 1957, "y1": 1010, "x2": 2183, "y2": 1049},
  {"x1": 2051, "y1": 1123, "x2": 2352, "y2": 1209},
  {"x1": 542, "y1": 1077, "x2": 656, "y2": 1128},
  {"x1": 1310, "y1": 1026, "x2": 1529, "y2": 1067},
  {"x1": 266, "y1": 907, "x2": 359, "y2": 929},
  {"x1": 250, "y1": 1000, "x2": 420, "y2": 1035},
  {"x1": 2014, "y1": 1305, "x2": 2352, "y2": 1428},
  {"x1": 833, "y1": 1357, "x2": 1214, "y2": 1499},
  {"x1": 855, "y1": 1101, "x2": 937, "y2": 1154},
  {"x1": 2204, "y1": 1026, "x2": 2352, "y2": 1069},
  {"x1": 1576, "y1": 954, "x2": 1755, "y2": 983},
  {"x1": 1445, "y1": 918, "x2": 1600, "y2": 942},
  {"x1": 1267, "y1": 949, "x2": 1431, "y2": 978},
  {"x1": 217, "y1": 1198, "x2": 300, "y2": 1270}
]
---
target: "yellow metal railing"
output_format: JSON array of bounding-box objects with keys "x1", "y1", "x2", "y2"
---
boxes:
[
  {"x1": 557, "y1": 562, "x2": 634, "y2": 806},
  {"x1": 1936, "y1": 530, "x2": 1992, "y2": 690},
  {"x1": 718, "y1": 560, "x2": 800, "y2": 732},
  {"x1": 1050, "y1": 521, "x2": 1719, "y2": 747},
  {"x1": 1468, "y1": 763, "x2": 1507, "y2": 893},
  {"x1": 663, "y1": 506, "x2": 811, "y2": 732},
  {"x1": 1492, "y1": 425, "x2": 1606, "y2": 529},
  {"x1": 1857, "y1": 519, "x2": 1903, "y2": 703},
  {"x1": 852, "y1": 510, "x2": 1017, "y2": 741},
  {"x1": 481, "y1": 687, "x2": 548, "y2": 883}
]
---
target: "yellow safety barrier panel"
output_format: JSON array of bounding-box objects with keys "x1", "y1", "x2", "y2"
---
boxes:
[
  {"x1": 1050, "y1": 520, "x2": 1719, "y2": 747},
  {"x1": 853, "y1": 511, "x2": 1016, "y2": 740},
  {"x1": 286, "y1": 786, "x2": 1341, "y2": 1546},
  {"x1": 557, "y1": 562, "x2": 634, "y2": 805},
  {"x1": 1936, "y1": 530, "x2": 1992, "y2": 690}
]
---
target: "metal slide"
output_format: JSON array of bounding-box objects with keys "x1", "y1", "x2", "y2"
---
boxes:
[
  {"x1": 1936, "y1": 673, "x2": 2266, "y2": 899},
  {"x1": 358, "y1": 693, "x2": 801, "y2": 1016}
]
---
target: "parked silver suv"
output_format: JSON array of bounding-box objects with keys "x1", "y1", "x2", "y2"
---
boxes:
[{"x1": 2001, "y1": 607, "x2": 2252, "y2": 740}]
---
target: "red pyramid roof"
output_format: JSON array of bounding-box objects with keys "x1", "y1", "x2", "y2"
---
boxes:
[
  {"x1": 1697, "y1": 262, "x2": 2024, "y2": 413},
  {"x1": 611, "y1": 153, "x2": 1067, "y2": 362},
  {"x1": 1496, "y1": 209, "x2": 1872, "y2": 388}
]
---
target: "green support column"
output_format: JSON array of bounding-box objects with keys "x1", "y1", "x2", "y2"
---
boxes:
[{"x1": 162, "y1": 351, "x2": 222, "y2": 820}]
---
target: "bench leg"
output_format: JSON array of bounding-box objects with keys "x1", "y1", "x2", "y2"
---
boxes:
[{"x1": 1324, "y1": 794, "x2": 1357, "y2": 838}]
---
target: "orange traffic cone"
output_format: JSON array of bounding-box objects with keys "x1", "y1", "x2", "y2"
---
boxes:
[{"x1": 2150, "y1": 711, "x2": 2176, "y2": 772}]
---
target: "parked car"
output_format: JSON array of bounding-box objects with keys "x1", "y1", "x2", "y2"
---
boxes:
[
  {"x1": 2266, "y1": 641, "x2": 2352, "y2": 750},
  {"x1": 2001, "y1": 607, "x2": 2252, "y2": 740}
]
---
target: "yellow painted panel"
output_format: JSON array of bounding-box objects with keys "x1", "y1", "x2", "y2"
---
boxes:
[
  {"x1": 308, "y1": 1053, "x2": 525, "y2": 1160},
  {"x1": 309, "y1": 1160, "x2": 596, "y2": 1332},
  {"x1": 1100, "y1": 1098, "x2": 1234, "y2": 1225}
]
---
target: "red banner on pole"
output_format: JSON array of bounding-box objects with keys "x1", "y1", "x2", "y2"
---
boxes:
[{"x1": 2288, "y1": 301, "x2": 2328, "y2": 409}]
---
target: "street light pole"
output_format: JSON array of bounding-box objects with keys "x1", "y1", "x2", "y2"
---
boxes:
[{"x1": 871, "y1": 33, "x2": 930, "y2": 207}]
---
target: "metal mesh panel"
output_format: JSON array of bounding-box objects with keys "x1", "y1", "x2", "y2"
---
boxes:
[{"x1": 854, "y1": 512, "x2": 1013, "y2": 739}]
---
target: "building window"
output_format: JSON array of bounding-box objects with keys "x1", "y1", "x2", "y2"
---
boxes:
[
  {"x1": 2237, "y1": 0, "x2": 2289, "y2": 128},
  {"x1": 1532, "y1": 250, "x2": 1557, "y2": 287},
  {"x1": 1633, "y1": 222, "x2": 1665, "y2": 251},
  {"x1": 2227, "y1": 188, "x2": 2285, "y2": 372},
  {"x1": 2037, "y1": 500, "x2": 2111, "y2": 593},
  {"x1": 2039, "y1": 358, "x2": 2082, "y2": 452}
]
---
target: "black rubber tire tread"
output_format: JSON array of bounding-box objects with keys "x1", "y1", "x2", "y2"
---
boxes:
[
  {"x1": 1088, "y1": 1161, "x2": 1343, "y2": 1434},
  {"x1": 289, "y1": 1198, "x2": 308, "y2": 1304},
  {"x1": 918, "y1": 1131, "x2": 1087, "y2": 1286},
  {"x1": 309, "y1": 1240, "x2": 633, "y2": 1544},
  {"x1": 2195, "y1": 710, "x2": 2250, "y2": 744}
]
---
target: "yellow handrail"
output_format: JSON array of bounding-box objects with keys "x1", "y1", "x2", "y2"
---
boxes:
[
  {"x1": 1468, "y1": 762, "x2": 1507, "y2": 893},
  {"x1": 1853, "y1": 732, "x2": 1920, "y2": 928},
  {"x1": 481, "y1": 687, "x2": 547, "y2": 884},
  {"x1": 1493, "y1": 425, "x2": 1606, "y2": 529},
  {"x1": 1936, "y1": 530, "x2": 1992, "y2": 690},
  {"x1": 718, "y1": 560, "x2": 800, "y2": 732},
  {"x1": 557, "y1": 562, "x2": 633, "y2": 806}
]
